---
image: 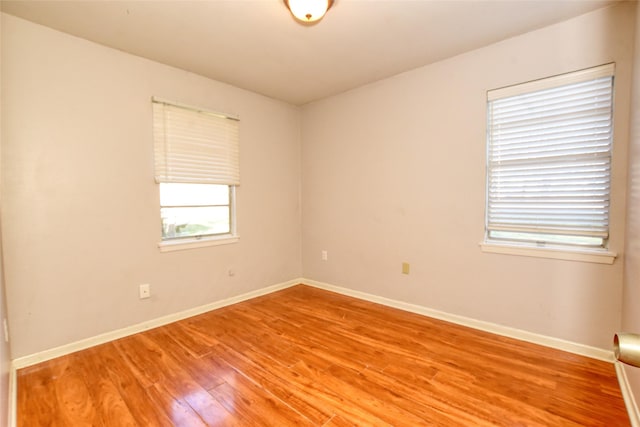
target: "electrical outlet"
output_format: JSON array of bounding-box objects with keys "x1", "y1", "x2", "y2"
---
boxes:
[
  {"x1": 322, "y1": 250, "x2": 328, "y2": 261},
  {"x1": 139, "y1": 284, "x2": 151, "y2": 299},
  {"x1": 2, "y1": 318, "x2": 8, "y2": 343},
  {"x1": 402, "y1": 262, "x2": 410, "y2": 275}
]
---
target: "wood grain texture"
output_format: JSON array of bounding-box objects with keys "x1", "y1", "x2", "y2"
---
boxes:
[{"x1": 17, "y1": 284, "x2": 630, "y2": 426}]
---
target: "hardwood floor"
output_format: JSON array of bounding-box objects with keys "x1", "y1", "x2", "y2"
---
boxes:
[{"x1": 17, "y1": 284, "x2": 629, "y2": 426}]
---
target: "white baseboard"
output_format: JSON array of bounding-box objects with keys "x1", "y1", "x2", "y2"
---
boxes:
[
  {"x1": 8, "y1": 276, "x2": 619, "y2": 427},
  {"x1": 301, "y1": 278, "x2": 614, "y2": 362},
  {"x1": 12, "y1": 278, "x2": 302, "y2": 370},
  {"x1": 616, "y1": 362, "x2": 640, "y2": 427},
  {"x1": 11, "y1": 277, "x2": 614, "y2": 368}
]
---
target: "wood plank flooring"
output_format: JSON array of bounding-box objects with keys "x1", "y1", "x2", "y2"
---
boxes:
[{"x1": 17, "y1": 284, "x2": 630, "y2": 426}]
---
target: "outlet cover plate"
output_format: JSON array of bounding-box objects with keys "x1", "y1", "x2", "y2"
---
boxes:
[
  {"x1": 402, "y1": 262, "x2": 410, "y2": 275},
  {"x1": 139, "y1": 284, "x2": 151, "y2": 299}
]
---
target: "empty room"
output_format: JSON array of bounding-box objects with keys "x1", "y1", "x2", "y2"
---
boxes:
[{"x1": 2, "y1": 0, "x2": 640, "y2": 425}]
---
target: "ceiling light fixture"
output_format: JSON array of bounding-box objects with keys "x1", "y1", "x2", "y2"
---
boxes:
[{"x1": 284, "y1": 0, "x2": 334, "y2": 24}]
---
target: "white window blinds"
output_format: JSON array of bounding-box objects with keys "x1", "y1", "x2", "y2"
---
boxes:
[
  {"x1": 486, "y1": 64, "x2": 614, "y2": 247},
  {"x1": 153, "y1": 99, "x2": 240, "y2": 185}
]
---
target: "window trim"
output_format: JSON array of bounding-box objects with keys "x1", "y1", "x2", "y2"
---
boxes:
[
  {"x1": 484, "y1": 64, "x2": 615, "y2": 256},
  {"x1": 479, "y1": 241, "x2": 616, "y2": 264},
  {"x1": 158, "y1": 234, "x2": 240, "y2": 252}
]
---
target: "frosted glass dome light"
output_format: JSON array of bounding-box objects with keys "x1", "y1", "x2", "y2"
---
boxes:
[{"x1": 285, "y1": 0, "x2": 334, "y2": 24}]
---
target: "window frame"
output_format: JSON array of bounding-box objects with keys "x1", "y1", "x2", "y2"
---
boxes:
[
  {"x1": 481, "y1": 64, "x2": 617, "y2": 264},
  {"x1": 152, "y1": 98, "x2": 240, "y2": 252},
  {"x1": 158, "y1": 185, "x2": 238, "y2": 252},
  {"x1": 160, "y1": 182, "x2": 235, "y2": 240}
]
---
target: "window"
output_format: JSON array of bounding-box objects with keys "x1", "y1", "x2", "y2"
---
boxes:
[
  {"x1": 485, "y1": 64, "x2": 614, "y2": 252},
  {"x1": 153, "y1": 98, "x2": 239, "y2": 248},
  {"x1": 160, "y1": 183, "x2": 232, "y2": 239}
]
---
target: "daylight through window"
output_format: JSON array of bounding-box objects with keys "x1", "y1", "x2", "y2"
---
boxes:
[
  {"x1": 485, "y1": 64, "x2": 614, "y2": 249},
  {"x1": 152, "y1": 98, "x2": 239, "y2": 242}
]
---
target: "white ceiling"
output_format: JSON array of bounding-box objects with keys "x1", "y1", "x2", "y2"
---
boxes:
[{"x1": 1, "y1": 0, "x2": 617, "y2": 105}]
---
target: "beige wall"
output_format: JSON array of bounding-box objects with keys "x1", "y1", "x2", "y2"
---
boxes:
[
  {"x1": 0, "y1": 12, "x2": 9, "y2": 427},
  {"x1": 301, "y1": 3, "x2": 635, "y2": 350},
  {"x1": 622, "y1": 0, "x2": 640, "y2": 408},
  {"x1": 1, "y1": 1, "x2": 636, "y2": 364},
  {"x1": 1, "y1": 13, "x2": 302, "y2": 358}
]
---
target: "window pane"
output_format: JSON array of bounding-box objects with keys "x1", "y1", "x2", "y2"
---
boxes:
[
  {"x1": 160, "y1": 183, "x2": 229, "y2": 207},
  {"x1": 161, "y1": 206, "x2": 230, "y2": 239}
]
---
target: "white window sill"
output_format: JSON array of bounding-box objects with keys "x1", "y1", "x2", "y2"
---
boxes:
[
  {"x1": 480, "y1": 242, "x2": 617, "y2": 264},
  {"x1": 158, "y1": 235, "x2": 239, "y2": 252}
]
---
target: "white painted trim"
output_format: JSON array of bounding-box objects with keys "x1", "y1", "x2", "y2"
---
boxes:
[
  {"x1": 12, "y1": 278, "x2": 301, "y2": 369},
  {"x1": 615, "y1": 362, "x2": 640, "y2": 427},
  {"x1": 487, "y1": 63, "x2": 615, "y2": 100},
  {"x1": 480, "y1": 242, "x2": 617, "y2": 264},
  {"x1": 301, "y1": 278, "x2": 614, "y2": 362},
  {"x1": 8, "y1": 276, "x2": 620, "y2": 424},
  {"x1": 8, "y1": 362, "x2": 16, "y2": 427},
  {"x1": 158, "y1": 235, "x2": 239, "y2": 252}
]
